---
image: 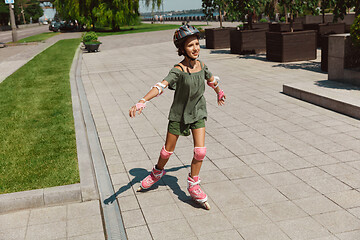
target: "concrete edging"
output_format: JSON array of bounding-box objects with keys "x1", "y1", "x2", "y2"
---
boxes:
[
  {"x1": 283, "y1": 80, "x2": 360, "y2": 120},
  {"x1": 0, "y1": 44, "x2": 99, "y2": 214}
]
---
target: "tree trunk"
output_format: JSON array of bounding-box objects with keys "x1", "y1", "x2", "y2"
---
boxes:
[
  {"x1": 21, "y1": 4, "x2": 26, "y2": 24},
  {"x1": 219, "y1": 7, "x2": 223, "y2": 28},
  {"x1": 284, "y1": 5, "x2": 288, "y2": 23},
  {"x1": 248, "y1": 12, "x2": 253, "y2": 30}
]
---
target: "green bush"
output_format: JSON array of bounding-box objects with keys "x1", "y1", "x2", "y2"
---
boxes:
[
  {"x1": 237, "y1": 23, "x2": 244, "y2": 28},
  {"x1": 259, "y1": 18, "x2": 268, "y2": 23},
  {"x1": 350, "y1": 15, "x2": 360, "y2": 47},
  {"x1": 280, "y1": 16, "x2": 286, "y2": 22},
  {"x1": 82, "y1": 31, "x2": 101, "y2": 45}
]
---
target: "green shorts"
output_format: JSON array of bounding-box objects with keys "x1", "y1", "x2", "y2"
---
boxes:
[{"x1": 168, "y1": 119, "x2": 206, "y2": 136}]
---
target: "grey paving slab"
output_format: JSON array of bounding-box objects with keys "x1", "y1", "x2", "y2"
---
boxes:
[
  {"x1": 78, "y1": 28, "x2": 360, "y2": 239},
  {"x1": 0, "y1": 200, "x2": 105, "y2": 240}
]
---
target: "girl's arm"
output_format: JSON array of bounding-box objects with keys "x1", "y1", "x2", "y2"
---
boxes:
[
  {"x1": 129, "y1": 80, "x2": 169, "y2": 118},
  {"x1": 206, "y1": 76, "x2": 226, "y2": 106}
]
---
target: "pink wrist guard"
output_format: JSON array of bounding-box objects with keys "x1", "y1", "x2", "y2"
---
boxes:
[
  {"x1": 218, "y1": 90, "x2": 224, "y2": 101},
  {"x1": 136, "y1": 102, "x2": 146, "y2": 110}
]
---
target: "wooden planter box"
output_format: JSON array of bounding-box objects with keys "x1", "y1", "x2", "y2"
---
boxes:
[
  {"x1": 205, "y1": 28, "x2": 233, "y2": 49},
  {"x1": 230, "y1": 28, "x2": 267, "y2": 54},
  {"x1": 266, "y1": 30, "x2": 317, "y2": 62},
  {"x1": 303, "y1": 23, "x2": 345, "y2": 47},
  {"x1": 243, "y1": 22, "x2": 269, "y2": 30},
  {"x1": 321, "y1": 35, "x2": 329, "y2": 72},
  {"x1": 269, "y1": 22, "x2": 303, "y2": 32}
]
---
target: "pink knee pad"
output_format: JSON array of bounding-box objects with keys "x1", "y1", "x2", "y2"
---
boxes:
[
  {"x1": 160, "y1": 145, "x2": 173, "y2": 159},
  {"x1": 194, "y1": 147, "x2": 206, "y2": 161}
]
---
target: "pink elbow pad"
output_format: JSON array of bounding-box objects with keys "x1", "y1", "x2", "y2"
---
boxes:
[{"x1": 207, "y1": 76, "x2": 220, "y2": 89}]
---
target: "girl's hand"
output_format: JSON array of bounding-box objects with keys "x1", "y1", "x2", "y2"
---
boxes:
[
  {"x1": 129, "y1": 102, "x2": 146, "y2": 118},
  {"x1": 217, "y1": 90, "x2": 226, "y2": 106}
]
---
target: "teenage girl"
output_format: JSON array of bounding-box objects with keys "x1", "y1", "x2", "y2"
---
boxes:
[{"x1": 129, "y1": 25, "x2": 226, "y2": 210}]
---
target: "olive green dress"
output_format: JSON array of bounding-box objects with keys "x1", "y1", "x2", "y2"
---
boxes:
[{"x1": 164, "y1": 61, "x2": 213, "y2": 125}]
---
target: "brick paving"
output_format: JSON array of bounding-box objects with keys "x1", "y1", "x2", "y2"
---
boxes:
[
  {"x1": 0, "y1": 200, "x2": 105, "y2": 240},
  {"x1": 80, "y1": 28, "x2": 360, "y2": 239}
]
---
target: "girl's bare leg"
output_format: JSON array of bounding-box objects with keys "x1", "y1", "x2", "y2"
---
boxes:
[
  {"x1": 190, "y1": 127, "x2": 205, "y2": 177},
  {"x1": 156, "y1": 131, "x2": 179, "y2": 170}
]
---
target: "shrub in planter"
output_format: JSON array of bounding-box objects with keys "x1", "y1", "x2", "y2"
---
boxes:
[
  {"x1": 82, "y1": 31, "x2": 102, "y2": 52},
  {"x1": 350, "y1": 15, "x2": 360, "y2": 47},
  {"x1": 224, "y1": 0, "x2": 269, "y2": 50},
  {"x1": 259, "y1": 18, "x2": 268, "y2": 23}
]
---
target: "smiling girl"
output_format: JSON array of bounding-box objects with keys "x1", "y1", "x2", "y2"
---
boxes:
[{"x1": 129, "y1": 25, "x2": 226, "y2": 210}]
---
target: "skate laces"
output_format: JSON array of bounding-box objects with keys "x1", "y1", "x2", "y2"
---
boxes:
[
  {"x1": 152, "y1": 169, "x2": 164, "y2": 179},
  {"x1": 192, "y1": 185, "x2": 203, "y2": 195}
]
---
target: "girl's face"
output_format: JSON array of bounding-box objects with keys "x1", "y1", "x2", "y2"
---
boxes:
[{"x1": 183, "y1": 35, "x2": 200, "y2": 59}]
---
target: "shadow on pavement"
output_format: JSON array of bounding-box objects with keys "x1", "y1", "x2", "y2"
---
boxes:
[
  {"x1": 237, "y1": 53, "x2": 269, "y2": 62},
  {"x1": 314, "y1": 80, "x2": 360, "y2": 90},
  {"x1": 104, "y1": 165, "x2": 203, "y2": 208},
  {"x1": 210, "y1": 49, "x2": 231, "y2": 54},
  {"x1": 272, "y1": 61, "x2": 323, "y2": 73}
]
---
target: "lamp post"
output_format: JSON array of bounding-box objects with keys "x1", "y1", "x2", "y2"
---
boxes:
[{"x1": 5, "y1": 0, "x2": 18, "y2": 42}]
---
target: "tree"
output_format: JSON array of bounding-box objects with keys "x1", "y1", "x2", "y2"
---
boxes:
[
  {"x1": 92, "y1": 0, "x2": 140, "y2": 31},
  {"x1": 278, "y1": 0, "x2": 318, "y2": 30},
  {"x1": 144, "y1": 0, "x2": 162, "y2": 11},
  {"x1": 55, "y1": 0, "x2": 145, "y2": 31},
  {"x1": 0, "y1": 2, "x2": 9, "y2": 26},
  {"x1": 226, "y1": 0, "x2": 270, "y2": 29},
  {"x1": 24, "y1": 0, "x2": 44, "y2": 23},
  {"x1": 319, "y1": 0, "x2": 335, "y2": 23},
  {"x1": 202, "y1": 0, "x2": 229, "y2": 28},
  {"x1": 333, "y1": 0, "x2": 360, "y2": 21}
]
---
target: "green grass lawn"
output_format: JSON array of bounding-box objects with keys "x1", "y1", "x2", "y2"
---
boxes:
[
  {"x1": 95, "y1": 23, "x2": 204, "y2": 37},
  {"x1": 17, "y1": 32, "x2": 60, "y2": 43},
  {"x1": 0, "y1": 38, "x2": 80, "y2": 194}
]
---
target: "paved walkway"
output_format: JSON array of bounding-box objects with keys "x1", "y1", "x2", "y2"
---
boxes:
[
  {"x1": 81, "y1": 29, "x2": 360, "y2": 239},
  {"x1": 0, "y1": 200, "x2": 105, "y2": 240},
  {"x1": 1, "y1": 24, "x2": 360, "y2": 240}
]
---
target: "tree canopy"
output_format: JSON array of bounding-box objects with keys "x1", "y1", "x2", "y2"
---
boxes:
[
  {"x1": 54, "y1": 0, "x2": 162, "y2": 30},
  {"x1": 0, "y1": 0, "x2": 43, "y2": 26},
  {"x1": 202, "y1": 0, "x2": 229, "y2": 27},
  {"x1": 333, "y1": 0, "x2": 360, "y2": 20},
  {"x1": 226, "y1": 0, "x2": 270, "y2": 29}
]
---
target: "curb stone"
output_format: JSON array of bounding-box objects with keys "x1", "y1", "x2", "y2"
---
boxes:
[{"x1": 0, "y1": 44, "x2": 99, "y2": 214}]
